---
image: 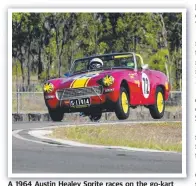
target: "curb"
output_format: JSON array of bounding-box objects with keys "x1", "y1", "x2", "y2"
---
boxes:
[{"x1": 28, "y1": 129, "x2": 180, "y2": 153}]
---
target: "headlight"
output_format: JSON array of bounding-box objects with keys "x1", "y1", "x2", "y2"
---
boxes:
[
  {"x1": 43, "y1": 82, "x2": 54, "y2": 93},
  {"x1": 102, "y1": 75, "x2": 114, "y2": 87}
]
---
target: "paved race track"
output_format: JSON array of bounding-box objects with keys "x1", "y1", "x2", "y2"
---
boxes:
[{"x1": 12, "y1": 121, "x2": 182, "y2": 174}]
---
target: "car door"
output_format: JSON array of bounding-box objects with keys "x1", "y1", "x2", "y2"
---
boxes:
[
  {"x1": 128, "y1": 69, "x2": 143, "y2": 105},
  {"x1": 140, "y1": 68, "x2": 154, "y2": 105},
  {"x1": 132, "y1": 54, "x2": 154, "y2": 105}
]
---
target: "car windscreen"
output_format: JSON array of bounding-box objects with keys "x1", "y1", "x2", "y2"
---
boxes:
[{"x1": 70, "y1": 54, "x2": 135, "y2": 75}]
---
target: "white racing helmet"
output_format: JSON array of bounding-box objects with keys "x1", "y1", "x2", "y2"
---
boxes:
[{"x1": 89, "y1": 58, "x2": 103, "y2": 69}]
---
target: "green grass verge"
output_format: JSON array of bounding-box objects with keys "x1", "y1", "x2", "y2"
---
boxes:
[{"x1": 49, "y1": 122, "x2": 182, "y2": 152}]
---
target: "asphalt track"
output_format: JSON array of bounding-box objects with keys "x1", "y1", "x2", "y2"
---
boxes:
[{"x1": 12, "y1": 121, "x2": 182, "y2": 174}]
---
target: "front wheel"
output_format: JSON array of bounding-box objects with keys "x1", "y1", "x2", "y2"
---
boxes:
[
  {"x1": 149, "y1": 87, "x2": 165, "y2": 119},
  {"x1": 89, "y1": 112, "x2": 102, "y2": 122},
  {"x1": 48, "y1": 109, "x2": 64, "y2": 121},
  {"x1": 115, "y1": 86, "x2": 130, "y2": 120}
]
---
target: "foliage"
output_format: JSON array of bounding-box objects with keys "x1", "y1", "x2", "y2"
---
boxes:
[{"x1": 12, "y1": 12, "x2": 182, "y2": 90}]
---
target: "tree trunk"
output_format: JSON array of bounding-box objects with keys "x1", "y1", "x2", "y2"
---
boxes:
[
  {"x1": 134, "y1": 36, "x2": 137, "y2": 52},
  {"x1": 58, "y1": 40, "x2": 64, "y2": 78},
  {"x1": 20, "y1": 59, "x2": 25, "y2": 86},
  {"x1": 47, "y1": 55, "x2": 52, "y2": 79},
  {"x1": 19, "y1": 47, "x2": 25, "y2": 85},
  {"x1": 38, "y1": 42, "x2": 43, "y2": 80},
  {"x1": 58, "y1": 55, "x2": 61, "y2": 77},
  {"x1": 159, "y1": 13, "x2": 170, "y2": 82},
  {"x1": 27, "y1": 44, "x2": 31, "y2": 85},
  {"x1": 55, "y1": 28, "x2": 61, "y2": 77}
]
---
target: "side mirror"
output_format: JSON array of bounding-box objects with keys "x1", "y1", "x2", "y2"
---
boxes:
[
  {"x1": 142, "y1": 64, "x2": 149, "y2": 70},
  {"x1": 64, "y1": 72, "x2": 70, "y2": 77}
]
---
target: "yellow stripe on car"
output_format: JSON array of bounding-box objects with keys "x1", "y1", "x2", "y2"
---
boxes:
[
  {"x1": 84, "y1": 78, "x2": 91, "y2": 87},
  {"x1": 69, "y1": 79, "x2": 77, "y2": 88},
  {"x1": 71, "y1": 78, "x2": 90, "y2": 88}
]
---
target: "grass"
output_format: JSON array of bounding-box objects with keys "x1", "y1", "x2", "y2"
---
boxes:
[
  {"x1": 48, "y1": 122, "x2": 182, "y2": 152},
  {"x1": 12, "y1": 92, "x2": 48, "y2": 113},
  {"x1": 165, "y1": 105, "x2": 181, "y2": 112}
]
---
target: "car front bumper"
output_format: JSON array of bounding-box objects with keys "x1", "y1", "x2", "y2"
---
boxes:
[{"x1": 44, "y1": 87, "x2": 119, "y2": 112}]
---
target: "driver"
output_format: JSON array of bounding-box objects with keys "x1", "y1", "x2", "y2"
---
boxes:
[{"x1": 88, "y1": 58, "x2": 103, "y2": 70}]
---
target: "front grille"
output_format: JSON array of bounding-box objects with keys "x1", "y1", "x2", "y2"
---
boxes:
[{"x1": 56, "y1": 86, "x2": 103, "y2": 100}]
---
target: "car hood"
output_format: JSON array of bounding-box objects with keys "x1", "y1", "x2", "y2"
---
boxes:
[{"x1": 49, "y1": 68, "x2": 133, "y2": 89}]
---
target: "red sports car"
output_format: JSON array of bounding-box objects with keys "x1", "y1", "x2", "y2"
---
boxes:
[{"x1": 43, "y1": 52, "x2": 170, "y2": 121}]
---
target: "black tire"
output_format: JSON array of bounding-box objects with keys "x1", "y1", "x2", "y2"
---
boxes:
[
  {"x1": 149, "y1": 86, "x2": 165, "y2": 119},
  {"x1": 89, "y1": 112, "x2": 102, "y2": 122},
  {"x1": 49, "y1": 109, "x2": 64, "y2": 121},
  {"x1": 115, "y1": 86, "x2": 130, "y2": 120}
]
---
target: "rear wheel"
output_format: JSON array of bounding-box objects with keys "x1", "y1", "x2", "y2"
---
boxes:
[
  {"x1": 89, "y1": 112, "x2": 102, "y2": 122},
  {"x1": 115, "y1": 86, "x2": 130, "y2": 120},
  {"x1": 149, "y1": 87, "x2": 165, "y2": 119},
  {"x1": 48, "y1": 109, "x2": 64, "y2": 121}
]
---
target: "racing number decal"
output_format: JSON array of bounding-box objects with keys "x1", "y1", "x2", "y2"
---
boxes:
[
  {"x1": 143, "y1": 78, "x2": 149, "y2": 93},
  {"x1": 142, "y1": 73, "x2": 150, "y2": 98}
]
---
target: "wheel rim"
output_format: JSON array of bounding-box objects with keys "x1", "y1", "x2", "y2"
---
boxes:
[
  {"x1": 157, "y1": 92, "x2": 164, "y2": 113},
  {"x1": 121, "y1": 92, "x2": 128, "y2": 113}
]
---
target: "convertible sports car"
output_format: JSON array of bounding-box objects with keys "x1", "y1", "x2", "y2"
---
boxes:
[{"x1": 43, "y1": 52, "x2": 170, "y2": 121}]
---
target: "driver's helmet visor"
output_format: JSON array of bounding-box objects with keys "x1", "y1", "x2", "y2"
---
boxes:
[{"x1": 90, "y1": 62, "x2": 102, "y2": 69}]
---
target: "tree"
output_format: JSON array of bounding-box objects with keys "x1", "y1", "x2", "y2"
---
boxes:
[
  {"x1": 12, "y1": 13, "x2": 30, "y2": 85},
  {"x1": 12, "y1": 12, "x2": 182, "y2": 90}
]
